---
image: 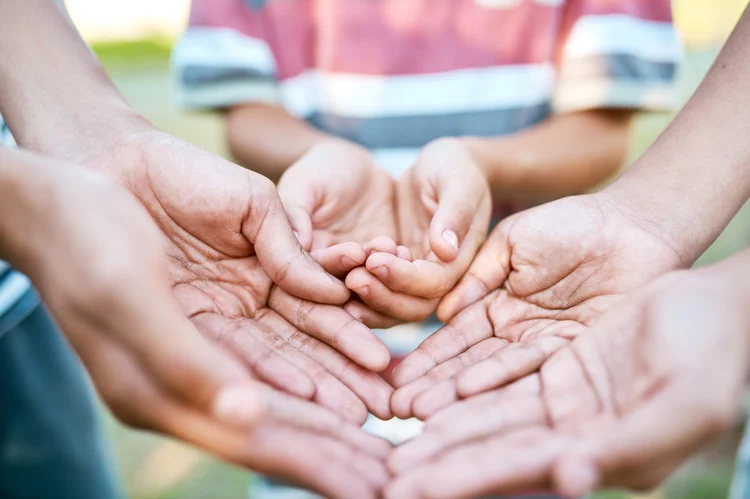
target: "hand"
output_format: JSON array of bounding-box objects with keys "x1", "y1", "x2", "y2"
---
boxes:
[
  {"x1": 73, "y1": 131, "x2": 393, "y2": 422},
  {"x1": 390, "y1": 193, "x2": 682, "y2": 419},
  {"x1": 278, "y1": 140, "x2": 415, "y2": 328},
  {"x1": 0, "y1": 152, "x2": 391, "y2": 499},
  {"x1": 348, "y1": 138, "x2": 492, "y2": 326},
  {"x1": 386, "y1": 267, "x2": 750, "y2": 499}
]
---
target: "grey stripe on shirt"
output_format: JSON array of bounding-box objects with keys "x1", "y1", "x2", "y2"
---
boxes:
[{"x1": 305, "y1": 102, "x2": 551, "y2": 150}]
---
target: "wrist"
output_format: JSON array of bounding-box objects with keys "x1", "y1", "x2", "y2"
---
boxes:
[{"x1": 597, "y1": 181, "x2": 703, "y2": 267}]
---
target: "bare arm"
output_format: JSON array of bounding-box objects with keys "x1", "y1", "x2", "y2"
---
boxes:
[
  {"x1": 226, "y1": 103, "x2": 333, "y2": 182},
  {"x1": 602, "y1": 6, "x2": 750, "y2": 264},
  {"x1": 462, "y1": 110, "x2": 632, "y2": 202}
]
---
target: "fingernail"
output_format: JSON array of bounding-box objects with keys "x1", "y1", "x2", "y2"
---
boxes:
[
  {"x1": 356, "y1": 286, "x2": 370, "y2": 297},
  {"x1": 213, "y1": 385, "x2": 265, "y2": 427},
  {"x1": 341, "y1": 256, "x2": 359, "y2": 268},
  {"x1": 372, "y1": 266, "x2": 389, "y2": 279},
  {"x1": 293, "y1": 230, "x2": 300, "y2": 240},
  {"x1": 442, "y1": 230, "x2": 459, "y2": 251}
]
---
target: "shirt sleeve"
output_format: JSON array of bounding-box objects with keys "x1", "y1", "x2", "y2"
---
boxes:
[
  {"x1": 552, "y1": 0, "x2": 682, "y2": 114},
  {"x1": 172, "y1": 0, "x2": 280, "y2": 109}
]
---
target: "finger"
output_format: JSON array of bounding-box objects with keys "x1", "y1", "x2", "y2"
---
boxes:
[
  {"x1": 554, "y1": 380, "x2": 735, "y2": 497},
  {"x1": 118, "y1": 288, "x2": 268, "y2": 428},
  {"x1": 277, "y1": 163, "x2": 319, "y2": 251},
  {"x1": 428, "y1": 173, "x2": 490, "y2": 263},
  {"x1": 389, "y1": 394, "x2": 548, "y2": 474},
  {"x1": 456, "y1": 336, "x2": 569, "y2": 398},
  {"x1": 344, "y1": 299, "x2": 404, "y2": 329},
  {"x1": 397, "y1": 245, "x2": 414, "y2": 261},
  {"x1": 390, "y1": 337, "x2": 507, "y2": 419},
  {"x1": 390, "y1": 300, "x2": 494, "y2": 388},
  {"x1": 269, "y1": 286, "x2": 390, "y2": 372},
  {"x1": 436, "y1": 220, "x2": 514, "y2": 322},
  {"x1": 346, "y1": 267, "x2": 438, "y2": 322},
  {"x1": 311, "y1": 242, "x2": 367, "y2": 277},
  {"x1": 364, "y1": 236, "x2": 398, "y2": 256},
  {"x1": 387, "y1": 427, "x2": 567, "y2": 499},
  {"x1": 257, "y1": 384, "x2": 392, "y2": 458},
  {"x1": 258, "y1": 310, "x2": 394, "y2": 421},
  {"x1": 283, "y1": 201, "x2": 314, "y2": 251},
  {"x1": 192, "y1": 313, "x2": 316, "y2": 399},
  {"x1": 243, "y1": 175, "x2": 349, "y2": 304},
  {"x1": 366, "y1": 252, "x2": 457, "y2": 299}
]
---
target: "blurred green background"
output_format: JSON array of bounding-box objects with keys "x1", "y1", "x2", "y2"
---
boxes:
[{"x1": 66, "y1": 1, "x2": 750, "y2": 498}]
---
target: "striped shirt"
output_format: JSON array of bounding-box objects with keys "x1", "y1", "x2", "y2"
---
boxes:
[
  {"x1": 173, "y1": 0, "x2": 681, "y2": 176},
  {"x1": 0, "y1": 115, "x2": 33, "y2": 330}
]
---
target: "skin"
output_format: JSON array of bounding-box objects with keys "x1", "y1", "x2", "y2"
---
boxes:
[
  {"x1": 277, "y1": 135, "x2": 492, "y2": 328},
  {"x1": 0, "y1": 0, "x2": 395, "y2": 422},
  {"x1": 390, "y1": 6, "x2": 750, "y2": 418},
  {"x1": 389, "y1": 192, "x2": 682, "y2": 419},
  {"x1": 385, "y1": 259, "x2": 750, "y2": 499},
  {"x1": 0, "y1": 148, "x2": 391, "y2": 499}
]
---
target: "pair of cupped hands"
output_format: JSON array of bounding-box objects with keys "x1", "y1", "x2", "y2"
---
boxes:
[{"x1": 36, "y1": 127, "x2": 747, "y2": 499}]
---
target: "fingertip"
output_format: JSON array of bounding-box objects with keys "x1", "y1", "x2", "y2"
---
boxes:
[
  {"x1": 212, "y1": 382, "x2": 268, "y2": 428},
  {"x1": 396, "y1": 245, "x2": 414, "y2": 261},
  {"x1": 436, "y1": 287, "x2": 471, "y2": 322},
  {"x1": 390, "y1": 385, "x2": 420, "y2": 420},
  {"x1": 429, "y1": 226, "x2": 460, "y2": 263},
  {"x1": 553, "y1": 456, "x2": 599, "y2": 498},
  {"x1": 364, "y1": 236, "x2": 398, "y2": 256}
]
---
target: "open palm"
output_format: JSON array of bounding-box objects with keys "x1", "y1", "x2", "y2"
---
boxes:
[
  {"x1": 390, "y1": 193, "x2": 683, "y2": 419},
  {"x1": 387, "y1": 269, "x2": 749, "y2": 498},
  {"x1": 89, "y1": 133, "x2": 393, "y2": 422}
]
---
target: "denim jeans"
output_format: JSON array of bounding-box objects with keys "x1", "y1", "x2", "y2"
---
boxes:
[{"x1": 0, "y1": 289, "x2": 122, "y2": 499}]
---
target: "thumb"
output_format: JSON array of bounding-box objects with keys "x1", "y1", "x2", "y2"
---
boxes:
[
  {"x1": 242, "y1": 175, "x2": 349, "y2": 304},
  {"x1": 426, "y1": 161, "x2": 490, "y2": 264},
  {"x1": 277, "y1": 167, "x2": 318, "y2": 252},
  {"x1": 436, "y1": 219, "x2": 512, "y2": 322}
]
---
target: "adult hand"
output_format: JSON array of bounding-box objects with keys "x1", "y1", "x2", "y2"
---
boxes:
[
  {"x1": 348, "y1": 138, "x2": 492, "y2": 326},
  {"x1": 390, "y1": 193, "x2": 682, "y2": 419},
  {"x1": 71, "y1": 131, "x2": 393, "y2": 422},
  {"x1": 0, "y1": 151, "x2": 391, "y2": 499},
  {"x1": 386, "y1": 267, "x2": 750, "y2": 498}
]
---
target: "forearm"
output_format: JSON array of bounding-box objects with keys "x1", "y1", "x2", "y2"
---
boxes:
[
  {"x1": 462, "y1": 110, "x2": 631, "y2": 202},
  {"x1": 226, "y1": 103, "x2": 332, "y2": 182},
  {"x1": 0, "y1": 0, "x2": 150, "y2": 159},
  {"x1": 603, "y1": 6, "x2": 750, "y2": 265}
]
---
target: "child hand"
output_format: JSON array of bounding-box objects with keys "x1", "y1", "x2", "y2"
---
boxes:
[{"x1": 345, "y1": 138, "x2": 492, "y2": 325}]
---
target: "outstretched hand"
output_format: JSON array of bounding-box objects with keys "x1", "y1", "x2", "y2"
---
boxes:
[
  {"x1": 0, "y1": 151, "x2": 391, "y2": 499},
  {"x1": 279, "y1": 138, "x2": 492, "y2": 328},
  {"x1": 390, "y1": 193, "x2": 682, "y2": 419},
  {"x1": 74, "y1": 132, "x2": 393, "y2": 422},
  {"x1": 386, "y1": 267, "x2": 750, "y2": 498}
]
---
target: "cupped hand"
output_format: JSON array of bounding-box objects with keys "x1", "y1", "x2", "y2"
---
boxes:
[
  {"x1": 346, "y1": 138, "x2": 492, "y2": 326},
  {"x1": 2, "y1": 153, "x2": 390, "y2": 499},
  {"x1": 76, "y1": 132, "x2": 393, "y2": 422},
  {"x1": 390, "y1": 193, "x2": 682, "y2": 419},
  {"x1": 386, "y1": 268, "x2": 750, "y2": 499}
]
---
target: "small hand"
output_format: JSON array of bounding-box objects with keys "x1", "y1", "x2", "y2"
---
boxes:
[
  {"x1": 386, "y1": 268, "x2": 749, "y2": 499},
  {"x1": 390, "y1": 193, "x2": 682, "y2": 419},
  {"x1": 347, "y1": 138, "x2": 492, "y2": 326},
  {"x1": 278, "y1": 140, "x2": 413, "y2": 328}
]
